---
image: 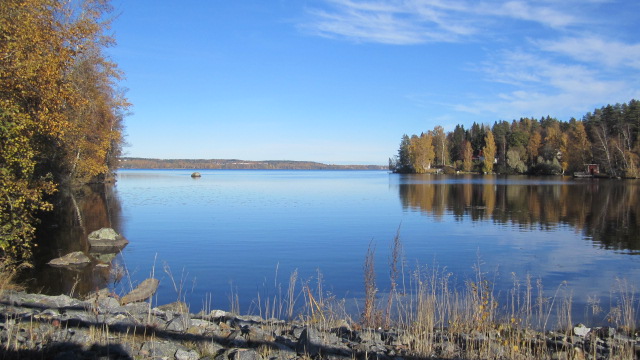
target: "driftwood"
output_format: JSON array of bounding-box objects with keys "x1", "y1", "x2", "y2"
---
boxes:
[{"x1": 120, "y1": 278, "x2": 159, "y2": 305}]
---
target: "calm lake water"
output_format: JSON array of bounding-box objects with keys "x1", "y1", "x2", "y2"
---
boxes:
[{"x1": 27, "y1": 170, "x2": 640, "y2": 324}]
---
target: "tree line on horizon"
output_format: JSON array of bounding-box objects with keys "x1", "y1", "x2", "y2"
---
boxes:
[
  {"x1": 118, "y1": 158, "x2": 387, "y2": 170},
  {"x1": 390, "y1": 99, "x2": 640, "y2": 178},
  {"x1": 1, "y1": 0, "x2": 127, "y2": 260}
]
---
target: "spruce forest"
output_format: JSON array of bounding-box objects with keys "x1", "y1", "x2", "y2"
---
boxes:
[
  {"x1": 0, "y1": 0, "x2": 127, "y2": 260},
  {"x1": 391, "y1": 99, "x2": 640, "y2": 178}
]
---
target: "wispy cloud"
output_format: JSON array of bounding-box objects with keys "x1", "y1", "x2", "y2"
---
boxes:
[
  {"x1": 459, "y1": 49, "x2": 634, "y2": 119},
  {"x1": 480, "y1": 1, "x2": 578, "y2": 28},
  {"x1": 536, "y1": 36, "x2": 640, "y2": 69},
  {"x1": 302, "y1": 0, "x2": 582, "y2": 45},
  {"x1": 302, "y1": 0, "x2": 473, "y2": 44},
  {"x1": 301, "y1": 0, "x2": 640, "y2": 121}
]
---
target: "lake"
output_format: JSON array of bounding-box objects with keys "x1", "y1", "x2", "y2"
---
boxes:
[{"x1": 27, "y1": 170, "x2": 640, "y2": 325}]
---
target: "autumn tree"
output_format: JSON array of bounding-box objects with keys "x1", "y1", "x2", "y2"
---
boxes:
[
  {"x1": 462, "y1": 140, "x2": 473, "y2": 172},
  {"x1": 431, "y1": 125, "x2": 448, "y2": 166},
  {"x1": 582, "y1": 102, "x2": 640, "y2": 177},
  {"x1": 0, "y1": 0, "x2": 127, "y2": 260},
  {"x1": 60, "y1": 40, "x2": 128, "y2": 184},
  {"x1": 482, "y1": 130, "x2": 496, "y2": 173},
  {"x1": 1, "y1": 0, "x2": 70, "y2": 258},
  {"x1": 409, "y1": 133, "x2": 435, "y2": 173},
  {"x1": 527, "y1": 131, "x2": 542, "y2": 166},
  {"x1": 393, "y1": 99, "x2": 639, "y2": 177},
  {"x1": 565, "y1": 119, "x2": 591, "y2": 172},
  {"x1": 541, "y1": 120, "x2": 563, "y2": 161}
]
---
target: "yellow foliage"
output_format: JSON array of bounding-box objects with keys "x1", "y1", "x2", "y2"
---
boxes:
[
  {"x1": 409, "y1": 133, "x2": 435, "y2": 173},
  {"x1": 482, "y1": 130, "x2": 496, "y2": 173},
  {"x1": 1, "y1": 0, "x2": 128, "y2": 260}
]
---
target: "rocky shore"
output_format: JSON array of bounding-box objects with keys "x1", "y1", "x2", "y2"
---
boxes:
[{"x1": 1, "y1": 289, "x2": 638, "y2": 360}]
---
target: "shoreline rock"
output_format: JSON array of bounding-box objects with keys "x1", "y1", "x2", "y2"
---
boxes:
[
  {"x1": 88, "y1": 227, "x2": 129, "y2": 253},
  {"x1": 47, "y1": 251, "x2": 91, "y2": 269},
  {"x1": 0, "y1": 290, "x2": 638, "y2": 360}
]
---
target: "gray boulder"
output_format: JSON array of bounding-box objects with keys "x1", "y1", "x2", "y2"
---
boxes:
[
  {"x1": 7, "y1": 292, "x2": 86, "y2": 309},
  {"x1": 228, "y1": 349, "x2": 262, "y2": 360},
  {"x1": 140, "y1": 340, "x2": 187, "y2": 359},
  {"x1": 47, "y1": 251, "x2": 91, "y2": 269},
  {"x1": 87, "y1": 228, "x2": 128, "y2": 252},
  {"x1": 90, "y1": 252, "x2": 117, "y2": 263},
  {"x1": 176, "y1": 349, "x2": 200, "y2": 360}
]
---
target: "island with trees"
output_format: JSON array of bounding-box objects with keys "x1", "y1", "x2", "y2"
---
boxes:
[{"x1": 390, "y1": 99, "x2": 640, "y2": 178}]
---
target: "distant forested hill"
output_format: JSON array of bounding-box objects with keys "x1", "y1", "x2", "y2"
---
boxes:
[{"x1": 118, "y1": 158, "x2": 387, "y2": 170}]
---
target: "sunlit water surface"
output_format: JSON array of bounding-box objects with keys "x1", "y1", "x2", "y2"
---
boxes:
[{"x1": 29, "y1": 170, "x2": 640, "y2": 325}]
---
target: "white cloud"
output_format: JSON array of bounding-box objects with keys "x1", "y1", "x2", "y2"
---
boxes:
[
  {"x1": 459, "y1": 49, "x2": 634, "y2": 119},
  {"x1": 482, "y1": 1, "x2": 578, "y2": 28},
  {"x1": 303, "y1": 0, "x2": 584, "y2": 45},
  {"x1": 536, "y1": 36, "x2": 640, "y2": 69},
  {"x1": 302, "y1": 0, "x2": 640, "y2": 122},
  {"x1": 302, "y1": 0, "x2": 473, "y2": 44}
]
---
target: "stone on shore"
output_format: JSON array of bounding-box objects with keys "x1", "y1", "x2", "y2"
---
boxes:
[
  {"x1": 87, "y1": 227, "x2": 128, "y2": 252},
  {"x1": 140, "y1": 340, "x2": 189, "y2": 359},
  {"x1": 574, "y1": 323, "x2": 591, "y2": 337},
  {"x1": 1, "y1": 290, "x2": 638, "y2": 360},
  {"x1": 47, "y1": 251, "x2": 91, "y2": 269},
  {"x1": 296, "y1": 326, "x2": 350, "y2": 357},
  {"x1": 120, "y1": 278, "x2": 159, "y2": 305}
]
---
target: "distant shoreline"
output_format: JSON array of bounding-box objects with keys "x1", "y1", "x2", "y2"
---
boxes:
[{"x1": 118, "y1": 157, "x2": 388, "y2": 171}]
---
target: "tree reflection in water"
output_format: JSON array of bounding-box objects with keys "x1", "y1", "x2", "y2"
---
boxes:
[
  {"x1": 397, "y1": 175, "x2": 639, "y2": 253},
  {"x1": 21, "y1": 184, "x2": 124, "y2": 297}
]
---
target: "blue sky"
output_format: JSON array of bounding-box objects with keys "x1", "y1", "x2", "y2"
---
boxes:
[{"x1": 109, "y1": 0, "x2": 640, "y2": 165}]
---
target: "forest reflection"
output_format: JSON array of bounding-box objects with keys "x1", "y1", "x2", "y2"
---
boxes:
[
  {"x1": 22, "y1": 184, "x2": 123, "y2": 296},
  {"x1": 396, "y1": 175, "x2": 640, "y2": 253}
]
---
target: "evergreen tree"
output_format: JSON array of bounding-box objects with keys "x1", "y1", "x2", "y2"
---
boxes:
[
  {"x1": 396, "y1": 134, "x2": 412, "y2": 173},
  {"x1": 492, "y1": 121, "x2": 510, "y2": 166},
  {"x1": 449, "y1": 124, "x2": 466, "y2": 164}
]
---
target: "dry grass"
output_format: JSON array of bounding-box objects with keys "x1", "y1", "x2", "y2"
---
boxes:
[
  {"x1": 350, "y1": 234, "x2": 640, "y2": 359},
  {"x1": 362, "y1": 241, "x2": 378, "y2": 328},
  {"x1": 3, "y1": 236, "x2": 638, "y2": 360},
  {"x1": 172, "y1": 231, "x2": 638, "y2": 359},
  {"x1": 0, "y1": 258, "x2": 27, "y2": 296}
]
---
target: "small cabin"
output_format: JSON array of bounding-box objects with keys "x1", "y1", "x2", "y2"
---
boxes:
[{"x1": 585, "y1": 164, "x2": 599, "y2": 175}]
